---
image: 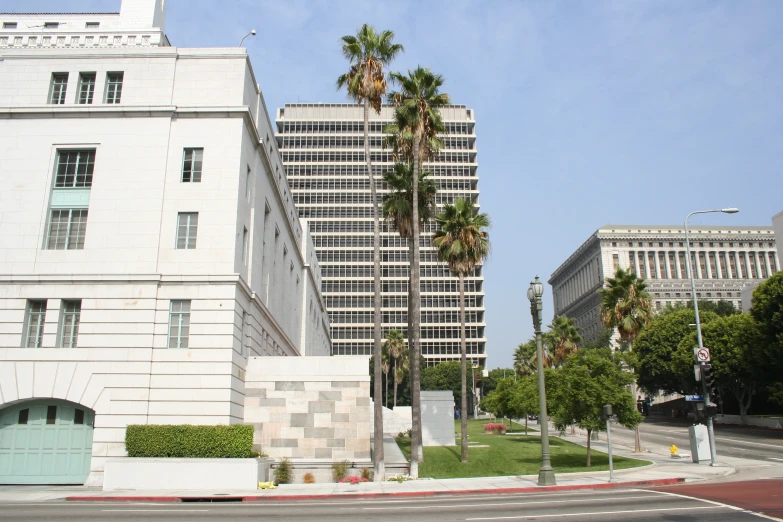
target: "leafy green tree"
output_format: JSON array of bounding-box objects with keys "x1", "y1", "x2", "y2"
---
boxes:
[
  {"x1": 483, "y1": 368, "x2": 516, "y2": 397},
  {"x1": 545, "y1": 316, "x2": 582, "y2": 366},
  {"x1": 388, "y1": 67, "x2": 449, "y2": 478},
  {"x1": 598, "y1": 267, "x2": 653, "y2": 452},
  {"x1": 337, "y1": 24, "x2": 403, "y2": 481},
  {"x1": 635, "y1": 308, "x2": 720, "y2": 395},
  {"x1": 421, "y1": 361, "x2": 472, "y2": 408},
  {"x1": 548, "y1": 349, "x2": 642, "y2": 466},
  {"x1": 433, "y1": 198, "x2": 491, "y2": 463},
  {"x1": 751, "y1": 272, "x2": 783, "y2": 397},
  {"x1": 678, "y1": 314, "x2": 763, "y2": 423},
  {"x1": 661, "y1": 299, "x2": 740, "y2": 317},
  {"x1": 581, "y1": 328, "x2": 613, "y2": 350}
]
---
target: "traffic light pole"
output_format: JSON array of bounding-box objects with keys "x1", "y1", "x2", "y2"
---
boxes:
[{"x1": 700, "y1": 362, "x2": 718, "y2": 466}]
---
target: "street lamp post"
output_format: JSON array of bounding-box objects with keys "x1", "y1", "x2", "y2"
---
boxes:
[
  {"x1": 528, "y1": 276, "x2": 556, "y2": 486},
  {"x1": 239, "y1": 29, "x2": 256, "y2": 47},
  {"x1": 684, "y1": 208, "x2": 738, "y2": 467}
]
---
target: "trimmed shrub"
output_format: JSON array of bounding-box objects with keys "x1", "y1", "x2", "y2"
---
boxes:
[
  {"x1": 125, "y1": 424, "x2": 254, "y2": 458},
  {"x1": 274, "y1": 458, "x2": 292, "y2": 484},
  {"x1": 360, "y1": 466, "x2": 373, "y2": 481},
  {"x1": 303, "y1": 472, "x2": 315, "y2": 484},
  {"x1": 331, "y1": 460, "x2": 350, "y2": 482}
]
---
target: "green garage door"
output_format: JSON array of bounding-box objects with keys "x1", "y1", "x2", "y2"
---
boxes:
[{"x1": 0, "y1": 400, "x2": 94, "y2": 484}]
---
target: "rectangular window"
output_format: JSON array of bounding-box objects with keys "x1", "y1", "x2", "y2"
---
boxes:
[
  {"x1": 181, "y1": 148, "x2": 203, "y2": 182},
  {"x1": 74, "y1": 409, "x2": 85, "y2": 425},
  {"x1": 18, "y1": 409, "x2": 29, "y2": 425},
  {"x1": 612, "y1": 254, "x2": 619, "y2": 270},
  {"x1": 245, "y1": 166, "x2": 251, "y2": 201},
  {"x1": 176, "y1": 213, "x2": 198, "y2": 249},
  {"x1": 44, "y1": 22, "x2": 59, "y2": 29},
  {"x1": 46, "y1": 405, "x2": 57, "y2": 424},
  {"x1": 46, "y1": 209, "x2": 88, "y2": 250},
  {"x1": 85, "y1": 22, "x2": 100, "y2": 28},
  {"x1": 55, "y1": 150, "x2": 95, "y2": 188},
  {"x1": 59, "y1": 300, "x2": 81, "y2": 348},
  {"x1": 49, "y1": 73, "x2": 68, "y2": 104},
  {"x1": 24, "y1": 300, "x2": 47, "y2": 348},
  {"x1": 77, "y1": 73, "x2": 96, "y2": 104},
  {"x1": 168, "y1": 300, "x2": 191, "y2": 348},
  {"x1": 105, "y1": 72, "x2": 123, "y2": 104},
  {"x1": 242, "y1": 227, "x2": 248, "y2": 264},
  {"x1": 3, "y1": 22, "x2": 17, "y2": 29}
]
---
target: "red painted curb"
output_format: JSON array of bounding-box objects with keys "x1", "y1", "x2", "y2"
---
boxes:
[{"x1": 65, "y1": 478, "x2": 685, "y2": 503}]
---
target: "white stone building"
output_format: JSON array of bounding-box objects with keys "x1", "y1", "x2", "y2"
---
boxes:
[
  {"x1": 277, "y1": 104, "x2": 487, "y2": 367},
  {"x1": 0, "y1": 0, "x2": 331, "y2": 485},
  {"x1": 549, "y1": 225, "x2": 779, "y2": 344}
]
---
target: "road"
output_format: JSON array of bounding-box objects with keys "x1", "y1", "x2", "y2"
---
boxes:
[
  {"x1": 2, "y1": 483, "x2": 782, "y2": 521},
  {"x1": 611, "y1": 415, "x2": 783, "y2": 462}
]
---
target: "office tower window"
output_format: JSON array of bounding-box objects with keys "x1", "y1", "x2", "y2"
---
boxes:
[
  {"x1": 59, "y1": 300, "x2": 81, "y2": 348},
  {"x1": 55, "y1": 150, "x2": 95, "y2": 188},
  {"x1": 49, "y1": 73, "x2": 68, "y2": 104},
  {"x1": 105, "y1": 72, "x2": 123, "y2": 104},
  {"x1": 77, "y1": 73, "x2": 96, "y2": 104},
  {"x1": 46, "y1": 209, "x2": 88, "y2": 250},
  {"x1": 168, "y1": 300, "x2": 191, "y2": 348},
  {"x1": 176, "y1": 213, "x2": 198, "y2": 249},
  {"x1": 181, "y1": 148, "x2": 203, "y2": 182},
  {"x1": 612, "y1": 254, "x2": 619, "y2": 270},
  {"x1": 24, "y1": 300, "x2": 47, "y2": 348},
  {"x1": 3, "y1": 22, "x2": 18, "y2": 29}
]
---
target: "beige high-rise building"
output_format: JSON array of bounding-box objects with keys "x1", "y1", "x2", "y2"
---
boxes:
[
  {"x1": 549, "y1": 225, "x2": 779, "y2": 343},
  {"x1": 276, "y1": 104, "x2": 487, "y2": 367}
]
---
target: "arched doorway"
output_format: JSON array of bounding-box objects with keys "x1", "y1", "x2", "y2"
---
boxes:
[{"x1": 0, "y1": 399, "x2": 95, "y2": 484}]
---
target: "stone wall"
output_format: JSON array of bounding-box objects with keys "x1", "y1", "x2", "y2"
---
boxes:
[
  {"x1": 244, "y1": 356, "x2": 371, "y2": 461},
  {"x1": 421, "y1": 391, "x2": 456, "y2": 446}
]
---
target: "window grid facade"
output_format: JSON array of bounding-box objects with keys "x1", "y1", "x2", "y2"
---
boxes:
[
  {"x1": 168, "y1": 300, "x2": 191, "y2": 348},
  {"x1": 46, "y1": 209, "x2": 88, "y2": 250},
  {"x1": 176, "y1": 212, "x2": 198, "y2": 249},
  {"x1": 59, "y1": 300, "x2": 81, "y2": 348},
  {"x1": 181, "y1": 148, "x2": 203, "y2": 182},
  {"x1": 277, "y1": 104, "x2": 486, "y2": 366},
  {"x1": 55, "y1": 150, "x2": 95, "y2": 188},
  {"x1": 105, "y1": 72, "x2": 123, "y2": 104},
  {"x1": 24, "y1": 300, "x2": 47, "y2": 348},
  {"x1": 77, "y1": 73, "x2": 95, "y2": 104},
  {"x1": 49, "y1": 73, "x2": 68, "y2": 104}
]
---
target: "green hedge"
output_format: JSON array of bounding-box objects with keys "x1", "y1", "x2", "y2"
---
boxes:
[{"x1": 125, "y1": 424, "x2": 255, "y2": 458}]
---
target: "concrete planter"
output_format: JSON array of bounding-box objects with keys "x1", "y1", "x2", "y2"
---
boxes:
[{"x1": 103, "y1": 457, "x2": 273, "y2": 491}]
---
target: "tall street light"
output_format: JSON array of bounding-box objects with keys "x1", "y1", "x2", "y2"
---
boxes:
[
  {"x1": 239, "y1": 29, "x2": 256, "y2": 47},
  {"x1": 528, "y1": 276, "x2": 556, "y2": 486},
  {"x1": 684, "y1": 207, "x2": 739, "y2": 466}
]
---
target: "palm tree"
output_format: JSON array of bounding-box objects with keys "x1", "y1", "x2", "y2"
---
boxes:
[
  {"x1": 547, "y1": 316, "x2": 582, "y2": 366},
  {"x1": 381, "y1": 344, "x2": 391, "y2": 408},
  {"x1": 598, "y1": 267, "x2": 654, "y2": 452},
  {"x1": 337, "y1": 24, "x2": 403, "y2": 482},
  {"x1": 513, "y1": 340, "x2": 538, "y2": 377},
  {"x1": 387, "y1": 67, "x2": 449, "y2": 478},
  {"x1": 433, "y1": 198, "x2": 491, "y2": 463},
  {"x1": 392, "y1": 341, "x2": 409, "y2": 408},
  {"x1": 383, "y1": 329, "x2": 406, "y2": 407}
]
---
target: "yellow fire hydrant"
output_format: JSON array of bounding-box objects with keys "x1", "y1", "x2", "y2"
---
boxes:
[{"x1": 670, "y1": 445, "x2": 678, "y2": 457}]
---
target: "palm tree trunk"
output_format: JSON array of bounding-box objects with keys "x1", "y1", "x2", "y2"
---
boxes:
[
  {"x1": 586, "y1": 429, "x2": 592, "y2": 466},
  {"x1": 393, "y1": 359, "x2": 398, "y2": 408},
  {"x1": 408, "y1": 134, "x2": 423, "y2": 479},
  {"x1": 459, "y1": 272, "x2": 468, "y2": 462},
  {"x1": 629, "y1": 341, "x2": 641, "y2": 453},
  {"x1": 385, "y1": 370, "x2": 389, "y2": 409},
  {"x1": 366, "y1": 97, "x2": 384, "y2": 481},
  {"x1": 406, "y1": 230, "x2": 422, "y2": 463}
]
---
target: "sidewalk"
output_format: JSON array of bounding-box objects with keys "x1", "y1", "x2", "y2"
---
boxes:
[{"x1": 0, "y1": 423, "x2": 747, "y2": 504}]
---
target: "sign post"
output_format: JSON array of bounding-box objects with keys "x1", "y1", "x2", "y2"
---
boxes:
[{"x1": 603, "y1": 404, "x2": 614, "y2": 482}]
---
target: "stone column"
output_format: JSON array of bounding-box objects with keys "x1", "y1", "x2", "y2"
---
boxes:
[
  {"x1": 644, "y1": 252, "x2": 652, "y2": 279},
  {"x1": 754, "y1": 251, "x2": 764, "y2": 279},
  {"x1": 745, "y1": 251, "x2": 753, "y2": 278},
  {"x1": 653, "y1": 251, "x2": 661, "y2": 279},
  {"x1": 714, "y1": 252, "x2": 722, "y2": 279},
  {"x1": 664, "y1": 252, "x2": 672, "y2": 279},
  {"x1": 724, "y1": 252, "x2": 733, "y2": 279},
  {"x1": 734, "y1": 251, "x2": 743, "y2": 278},
  {"x1": 704, "y1": 252, "x2": 713, "y2": 279},
  {"x1": 675, "y1": 251, "x2": 683, "y2": 279}
]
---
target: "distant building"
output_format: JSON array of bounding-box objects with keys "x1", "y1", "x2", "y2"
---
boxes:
[
  {"x1": 276, "y1": 104, "x2": 487, "y2": 367},
  {"x1": 774, "y1": 211, "x2": 783, "y2": 263},
  {"x1": 549, "y1": 225, "x2": 779, "y2": 343},
  {"x1": 0, "y1": 0, "x2": 329, "y2": 486}
]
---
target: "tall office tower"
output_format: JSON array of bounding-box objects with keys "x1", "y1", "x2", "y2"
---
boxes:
[
  {"x1": 277, "y1": 104, "x2": 487, "y2": 367},
  {"x1": 549, "y1": 225, "x2": 779, "y2": 344}
]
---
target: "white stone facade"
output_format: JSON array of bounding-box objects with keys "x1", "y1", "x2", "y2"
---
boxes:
[
  {"x1": 549, "y1": 225, "x2": 779, "y2": 343},
  {"x1": 0, "y1": 0, "x2": 329, "y2": 485},
  {"x1": 276, "y1": 104, "x2": 487, "y2": 367},
  {"x1": 774, "y1": 211, "x2": 783, "y2": 264}
]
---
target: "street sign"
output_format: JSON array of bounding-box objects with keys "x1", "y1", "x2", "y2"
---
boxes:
[
  {"x1": 694, "y1": 347, "x2": 711, "y2": 362},
  {"x1": 685, "y1": 395, "x2": 704, "y2": 402}
]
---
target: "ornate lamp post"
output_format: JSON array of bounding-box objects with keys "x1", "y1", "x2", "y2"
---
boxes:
[
  {"x1": 527, "y1": 276, "x2": 556, "y2": 486},
  {"x1": 684, "y1": 207, "x2": 738, "y2": 466}
]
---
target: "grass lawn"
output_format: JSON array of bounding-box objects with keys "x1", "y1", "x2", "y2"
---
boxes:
[{"x1": 395, "y1": 419, "x2": 650, "y2": 479}]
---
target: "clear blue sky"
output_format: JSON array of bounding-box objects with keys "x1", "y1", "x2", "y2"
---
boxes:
[{"x1": 6, "y1": 0, "x2": 782, "y2": 369}]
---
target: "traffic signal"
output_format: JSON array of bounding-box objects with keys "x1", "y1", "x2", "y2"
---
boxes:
[{"x1": 701, "y1": 364, "x2": 722, "y2": 406}]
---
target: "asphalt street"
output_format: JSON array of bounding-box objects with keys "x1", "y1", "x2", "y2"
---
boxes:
[
  {"x1": 610, "y1": 416, "x2": 783, "y2": 462},
  {"x1": 1, "y1": 485, "x2": 781, "y2": 521}
]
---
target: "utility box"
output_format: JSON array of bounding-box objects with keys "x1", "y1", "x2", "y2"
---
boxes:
[{"x1": 688, "y1": 424, "x2": 711, "y2": 463}]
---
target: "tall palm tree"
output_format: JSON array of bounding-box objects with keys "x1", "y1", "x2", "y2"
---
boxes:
[
  {"x1": 383, "y1": 329, "x2": 406, "y2": 407},
  {"x1": 381, "y1": 344, "x2": 391, "y2": 408},
  {"x1": 433, "y1": 198, "x2": 491, "y2": 463},
  {"x1": 598, "y1": 267, "x2": 654, "y2": 452},
  {"x1": 392, "y1": 340, "x2": 409, "y2": 408},
  {"x1": 513, "y1": 340, "x2": 538, "y2": 377},
  {"x1": 547, "y1": 316, "x2": 582, "y2": 366},
  {"x1": 387, "y1": 67, "x2": 449, "y2": 478},
  {"x1": 337, "y1": 24, "x2": 403, "y2": 481}
]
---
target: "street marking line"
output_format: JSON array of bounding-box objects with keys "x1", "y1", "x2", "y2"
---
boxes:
[
  {"x1": 716, "y1": 437, "x2": 783, "y2": 449},
  {"x1": 465, "y1": 505, "x2": 725, "y2": 520},
  {"x1": 362, "y1": 494, "x2": 660, "y2": 511},
  {"x1": 768, "y1": 458, "x2": 783, "y2": 462},
  {"x1": 101, "y1": 509, "x2": 210, "y2": 512},
  {"x1": 650, "y1": 490, "x2": 783, "y2": 521}
]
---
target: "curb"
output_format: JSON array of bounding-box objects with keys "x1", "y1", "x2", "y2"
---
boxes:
[{"x1": 65, "y1": 477, "x2": 685, "y2": 502}]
